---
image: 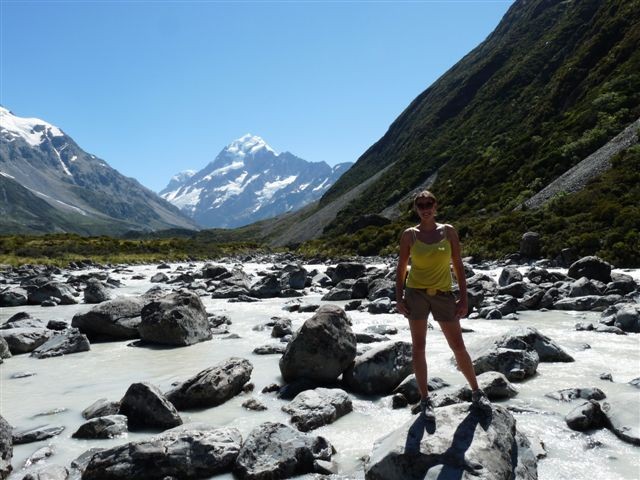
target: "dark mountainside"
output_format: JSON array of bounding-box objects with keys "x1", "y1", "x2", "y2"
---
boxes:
[{"x1": 262, "y1": 0, "x2": 640, "y2": 265}]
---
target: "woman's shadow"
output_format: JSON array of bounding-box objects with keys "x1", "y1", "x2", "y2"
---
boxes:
[{"x1": 404, "y1": 408, "x2": 493, "y2": 479}]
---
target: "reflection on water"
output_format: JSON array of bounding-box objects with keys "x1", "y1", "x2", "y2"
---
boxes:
[{"x1": 1, "y1": 262, "x2": 638, "y2": 479}]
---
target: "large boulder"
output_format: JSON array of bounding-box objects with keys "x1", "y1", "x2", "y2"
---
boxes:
[
  {"x1": 0, "y1": 287, "x2": 28, "y2": 307},
  {"x1": 553, "y1": 295, "x2": 622, "y2": 311},
  {"x1": 118, "y1": 382, "x2": 182, "y2": 431},
  {"x1": 327, "y1": 262, "x2": 367, "y2": 284},
  {"x1": 234, "y1": 422, "x2": 334, "y2": 479},
  {"x1": 343, "y1": 341, "x2": 413, "y2": 395},
  {"x1": 613, "y1": 304, "x2": 640, "y2": 333},
  {"x1": 565, "y1": 400, "x2": 607, "y2": 431},
  {"x1": 279, "y1": 305, "x2": 356, "y2": 383},
  {"x1": 364, "y1": 404, "x2": 537, "y2": 480},
  {"x1": 83, "y1": 278, "x2": 114, "y2": 304},
  {"x1": 282, "y1": 388, "x2": 352, "y2": 432},
  {"x1": 166, "y1": 357, "x2": 253, "y2": 410},
  {"x1": 30, "y1": 329, "x2": 90, "y2": 358},
  {"x1": 138, "y1": 290, "x2": 212, "y2": 346},
  {"x1": 82, "y1": 399, "x2": 121, "y2": 420},
  {"x1": 249, "y1": 274, "x2": 282, "y2": 298},
  {"x1": 281, "y1": 265, "x2": 308, "y2": 290},
  {"x1": 520, "y1": 232, "x2": 541, "y2": 259},
  {"x1": 472, "y1": 326, "x2": 573, "y2": 363},
  {"x1": 82, "y1": 424, "x2": 242, "y2": 479},
  {"x1": 0, "y1": 328, "x2": 53, "y2": 354},
  {"x1": 568, "y1": 256, "x2": 612, "y2": 283},
  {"x1": 498, "y1": 267, "x2": 523, "y2": 287},
  {"x1": 27, "y1": 281, "x2": 77, "y2": 305},
  {"x1": 0, "y1": 414, "x2": 11, "y2": 480},
  {"x1": 71, "y1": 296, "x2": 145, "y2": 341}
]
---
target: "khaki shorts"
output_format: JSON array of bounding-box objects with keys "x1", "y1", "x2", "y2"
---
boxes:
[{"x1": 404, "y1": 287, "x2": 457, "y2": 322}]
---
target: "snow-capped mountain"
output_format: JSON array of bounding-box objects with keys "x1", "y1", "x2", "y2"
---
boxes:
[
  {"x1": 0, "y1": 107, "x2": 198, "y2": 234},
  {"x1": 160, "y1": 134, "x2": 352, "y2": 228}
]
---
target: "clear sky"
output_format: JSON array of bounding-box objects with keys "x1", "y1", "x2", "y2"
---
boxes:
[{"x1": 1, "y1": 0, "x2": 514, "y2": 192}]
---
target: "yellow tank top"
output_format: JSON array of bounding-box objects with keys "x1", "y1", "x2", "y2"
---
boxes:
[{"x1": 406, "y1": 237, "x2": 452, "y2": 291}]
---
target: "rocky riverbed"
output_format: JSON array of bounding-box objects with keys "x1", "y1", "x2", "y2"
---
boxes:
[{"x1": 0, "y1": 254, "x2": 639, "y2": 479}]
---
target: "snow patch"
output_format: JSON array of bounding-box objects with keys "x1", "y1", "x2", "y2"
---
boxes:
[
  {"x1": 163, "y1": 186, "x2": 203, "y2": 210},
  {"x1": 226, "y1": 134, "x2": 276, "y2": 157},
  {"x1": 201, "y1": 161, "x2": 245, "y2": 181},
  {"x1": 256, "y1": 175, "x2": 297, "y2": 203},
  {"x1": 0, "y1": 171, "x2": 16, "y2": 179},
  {"x1": 312, "y1": 178, "x2": 329, "y2": 191},
  {"x1": 0, "y1": 106, "x2": 64, "y2": 147},
  {"x1": 70, "y1": 155, "x2": 78, "y2": 162}
]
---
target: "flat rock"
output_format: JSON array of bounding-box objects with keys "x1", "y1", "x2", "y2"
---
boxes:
[
  {"x1": 0, "y1": 328, "x2": 53, "y2": 354},
  {"x1": 601, "y1": 392, "x2": 640, "y2": 445},
  {"x1": 30, "y1": 329, "x2": 90, "y2": 358},
  {"x1": 82, "y1": 424, "x2": 242, "y2": 479},
  {"x1": 12, "y1": 425, "x2": 65, "y2": 445},
  {"x1": 234, "y1": 422, "x2": 333, "y2": 479},
  {"x1": 282, "y1": 388, "x2": 352, "y2": 432},
  {"x1": 365, "y1": 404, "x2": 537, "y2": 480},
  {"x1": 166, "y1": 357, "x2": 253, "y2": 410},
  {"x1": 82, "y1": 398, "x2": 121, "y2": 420}
]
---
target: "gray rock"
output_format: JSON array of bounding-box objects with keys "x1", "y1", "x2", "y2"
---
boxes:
[
  {"x1": 0, "y1": 336, "x2": 10, "y2": 361},
  {"x1": 365, "y1": 404, "x2": 537, "y2": 480},
  {"x1": 343, "y1": 341, "x2": 413, "y2": 395},
  {"x1": 321, "y1": 287, "x2": 352, "y2": 301},
  {"x1": 1, "y1": 313, "x2": 47, "y2": 330},
  {"x1": 166, "y1": 357, "x2": 253, "y2": 410},
  {"x1": 0, "y1": 328, "x2": 53, "y2": 354},
  {"x1": 118, "y1": 382, "x2": 182, "y2": 431},
  {"x1": 355, "y1": 332, "x2": 389, "y2": 343},
  {"x1": 327, "y1": 262, "x2": 366, "y2": 284},
  {"x1": 282, "y1": 388, "x2": 352, "y2": 432},
  {"x1": 72, "y1": 415, "x2": 128, "y2": 439},
  {"x1": 82, "y1": 424, "x2": 242, "y2": 479},
  {"x1": 392, "y1": 375, "x2": 449, "y2": 404},
  {"x1": 554, "y1": 295, "x2": 622, "y2": 311},
  {"x1": 473, "y1": 348, "x2": 540, "y2": 381},
  {"x1": 139, "y1": 290, "x2": 212, "y2": 346},
  {"x1": 568, "y1": 256, "x2": 612, "y2": 283},
  {"x1": 350, "y1": 277, "x2": 369, "y2": 299},
  {"x1": 22, "y1": 464, "x2": 69, "y2": 480},
  {"x1": 499, "y1": 267, "x2": 523, "y2": 286},
  {"x1": 601, "y1": 393, "x2": 640, "y2": 445},
  {"x1": 613, "y1": 304, "x2": 640, "y2": 333},
  {"x1": 82, "y1": 399, "x2": 121, "y2": 420},
  {"x1": 568, "y1": 277, "x2": 602, "y2": 297},
  {"x1": 211, "y1": 285, "x2": 250, "y2": 298},
  {"x1": 545, "y1": 388, "x2": 606, "y2": 402},
  {"x1": 279, "y1": 305, "x2": 356, "y2": 383},
  {"x1": 0, "y1": 415, "x2": 12, "y2": 479},
  {"x1": 520, "y1": 232, "x2": 541, "y2": 259},
  {"x1": 250, "y1": 274, "x2": 282, "y2": 298},
  {"x1": 459, "y1": 371, "x2": 519, "y2": 400},
  {"x1": 473, "y1": 326, "x2": 573, "y2": 363},
  {"x1": 0, "y1": 287, "x2": 28, "y2": 307},
  {"x1": 28, "y1": 282, "x2": 77, "y2": 305},
  {"x1": 30, "y1": 329, "x2": 90, "y2": 359},
  {"x1": 83, "y1": 278, "x2": 113, "y2": 304},
  {"x1": 565, "y1": 400, "x2": 607, "y2": 431},
  {"x1": 367, "y1": 297, "x2": 395, "y2": 314},
  {"x1": 253, "y1": 344, "x2": 287, "y2": 355},
  {"x1": 71, "y1": 296, "x2": 145, "y2": 341},
  {"x1": 271, "y1": 318, "x2": 292, "y2": 338},
  {"x1": 242, "y1": 398, "x2": 268, "y2": 411},
  {"x1": 367, "y1": 278, "x2": 395, "y2": 301},
  {"x1": 498, "y1": 282, "x2": 531, "y2": 298},
  {"x1": 234, "y1": 422, "x2": 333, "y2": 480},
  {"x1": 12, "y1": 425, "x2": 65, "y2": 445},
  {"x1": 24, "y1": 445, "x2": 53, "y2": 468},
  {"x1": 364, "y1": 325, "x2": 398, "y2": 335},
  {"x1": 201, "y1": 264, "x2": 230, "y2": 280},
  {"x1": 281, "y1": 266, "x2": 308, "y2": 290},
  {"x1": 150, "y1": 272, "x2": 168, "y2": 283}
]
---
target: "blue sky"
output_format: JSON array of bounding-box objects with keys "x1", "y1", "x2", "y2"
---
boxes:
[{"x1": 1, "y1": 1, "x2": 513, "y2": 192}]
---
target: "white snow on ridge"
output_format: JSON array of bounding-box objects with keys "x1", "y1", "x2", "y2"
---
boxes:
[
  {"x1": 202, "y1": 161, "x2": 245, "y2": 181},
  {"x1": 0, "y1": 106, "x2": 64, "y2": 147},
  {"x1": 0, "y1": 171, "x2": 15, "y2": 179},
  {"x1": 226, "y1": 134, "x2": 276, "y2": 156},
  {"x1": 208, "y1": 173, "x2": 259, "y2": 208},
  {"x1": 312, "y1": 178, "x2": 329, "y2": 191},
  {"x1": 51, "y1": 144, "x2": 72, "y2": 176},
  {"x1": 70, "y1": 155, "x2": 78, "y2": 162},
  {"x1": 164, "y1": 186, "x2": 203, "y2": 210},
  {"x1": 256, "y1": 175, "x2": 297, "y2": 203}
]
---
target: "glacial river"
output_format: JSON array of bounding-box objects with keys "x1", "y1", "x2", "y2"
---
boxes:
[{"x1": 1, "y1": 262, "x2": 639, "y2": 479}]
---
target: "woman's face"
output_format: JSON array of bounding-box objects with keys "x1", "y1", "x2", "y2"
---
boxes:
[{"x1": 414, "y1": 198, "x2": 436, "y2": 219}]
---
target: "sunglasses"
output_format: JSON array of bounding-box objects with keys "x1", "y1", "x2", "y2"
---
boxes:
[{"x1": 415, "y1": 201, "x2": 435, "y2": 209}]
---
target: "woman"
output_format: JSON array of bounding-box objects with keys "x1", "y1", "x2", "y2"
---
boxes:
[{"x1": 396, "y1": 190, "x2": 490, "y2": 419}]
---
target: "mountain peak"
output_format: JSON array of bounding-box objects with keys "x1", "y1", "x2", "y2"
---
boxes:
[
  {"x1": 0, "y1": 106, "x2": 64, "y2": 147},
  {"x1": 225, "y1": 134, "x2": 276, "y2": 156}
]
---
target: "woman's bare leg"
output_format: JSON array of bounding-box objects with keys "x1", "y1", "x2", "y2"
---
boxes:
[
  {"x1": 438, "y1": 320, "x2": 479, "y2": 391},
  {"x1": 407, "y1": 318, "x2": 430, "y2": 398}
]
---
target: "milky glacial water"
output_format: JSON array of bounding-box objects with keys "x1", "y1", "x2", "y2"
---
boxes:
[{"x1": 1, "y1": 262, "x2": 639, "y2": 479}]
